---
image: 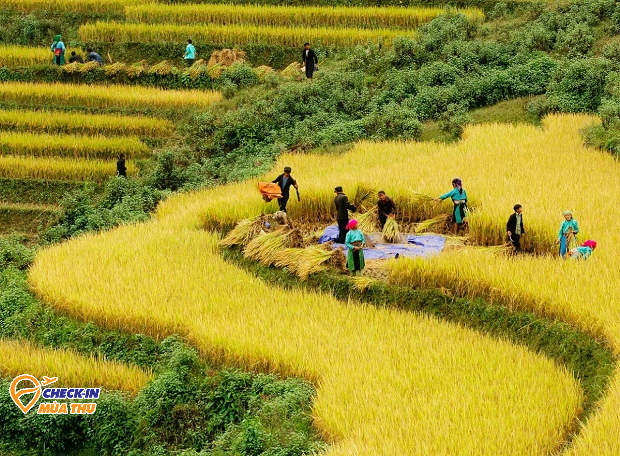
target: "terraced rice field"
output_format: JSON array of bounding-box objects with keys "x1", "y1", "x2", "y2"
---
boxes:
[{"x1": 29, "y1": 114, "x2": 620, "y2": 455}]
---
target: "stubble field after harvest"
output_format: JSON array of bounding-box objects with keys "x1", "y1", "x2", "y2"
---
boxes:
[{"x1": 29, "y1": 117, "x2": 614, "y2": 455}]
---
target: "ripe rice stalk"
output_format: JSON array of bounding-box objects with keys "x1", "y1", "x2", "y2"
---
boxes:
[
  {"x1": 382, "y1": 217, "x2": 401, "y2": 243},
  {"x1": 356, "y1": 206, "x2": 378, "y2": 234},
  {"x1": 0, "y1": 0, "x2": 146, "y2": 14},
  {"x1": 415, "y1": 213, "x2": 451, "y2": 233},
  {"x1": 352, "y1": 184, "x2": 376, "y2": 211},
  {"x1": 125, "y1": 3, "x2": 484, "y2": 30},
  {"x1": 0, "y1": 45, "x2": 80, "y2": 66},
  {"x1": 327, "y1": 244, "x2": 347, "y2": 272},
  {"x1": 0, "y1": 338, "x2": 152, "y2": 395},
  {"x1": 0, "y1": 108, "x2": 173, "y2": 137},
  {"x1": 0, "y1": 155, "x2": 137, "y2": 181},
  {"x1": 62, "y1": 62, "x2": 81, "y2": 74},
  {"x1": 0, "y1": 81, "x2": 222, "y2": 110},
  {"x1": 410, "y1": 191, "x2": 436, "y2": 203},
  {"x1": 0, "y1": 131, "x2": 149, "y2": 160},
  {"x1": 78, "y1": 21, "x2": 413, "y2": 48}
]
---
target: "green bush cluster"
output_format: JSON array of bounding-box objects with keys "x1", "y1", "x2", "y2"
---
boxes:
[{"x1": 43, "y1": 177, "x2": 166, "y2": 242}]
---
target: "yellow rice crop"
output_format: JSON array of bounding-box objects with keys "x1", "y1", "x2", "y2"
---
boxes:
[
  {"x1": 79, "y1": 21, "x2": 411, "y2": 47},
  {"x1": 0, "y1": 155, "x2": 136, "y2": 181},
  {"x1": 0, "y1": 82, "x2": 221, "y2": 110},
  {"x1": 0, "y1": 131, "x2": 149, "y2": 160},
  {"x1": 0, "y1": 0, "x2": 146, "y2": 14},
  {"x1": 150, "y1": 114, "x2": 620, "y2": 454},
  {"x1": 0, "y1": 108, "x2": 174, "y2": 137},
  {"x1": 0, "y1": 45, "x2": 78, "y2": 67},
  {"x1": 125, "y1": 4, "x2": 484, "y2": 30},
  {"x1": 30, "y1": 224, "x2": 581, "y2": 455},
  {"x1": 0, "y1": 338, "x2": 152, "y2": 394}
]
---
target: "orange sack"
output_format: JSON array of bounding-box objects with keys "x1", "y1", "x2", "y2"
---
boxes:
[{"x1": 258, "y1": 182, "x2": 282, "y2": 202}]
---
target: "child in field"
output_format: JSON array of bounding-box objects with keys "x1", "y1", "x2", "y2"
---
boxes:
[
  {"x1": 435, "y1": 178, "x2": 468, "y2": 235},
  {"x1": 566, "y1": 240, "x2": 596, "y2": 260},
  {"x1": 345, "y1": 219, "x2": 365, "y2": 275},
  {"x1": 555, "y1": 210, "x2": 579, "y2": 257}
]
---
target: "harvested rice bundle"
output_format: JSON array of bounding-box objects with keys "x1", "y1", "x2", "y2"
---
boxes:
[
  {"x1": 356, "y1": 207, "x2": 378, "y2": 234},
  {"x1": 220, "y1": 216, "x2": 263, "y2": 247},
  {"x1": 243, "y1": 230, "x2": 289, "y2": 264},
  {"x1": 104, "y1": 61, "x2": 127, "y2": 76},
  {"x1": 281, "y1": 62, "x2": 303, "y2": 79},
  {"x1": 148, "y1": 60, "x2": 172, "y2": 76},
  {"x1": 79, "y1": 61, "x2": 100, "y2": 73},
  {"x1": 410, "y1": 191, "x2": 435, "y2": 203},
  {"x1": 327, "y1": 245, "x2": 347, "y2": 272},
  {"x1": 382, "y1": 217, "x2": 401, "y2": 243},
  {"x1": 350, "y1": 276, "x2": 375, "y2": 292},
  {"x1": 415, "y1": 213, "x2": 451, "y2": 233},
  {"x1": 295, "y1": 246, "x2": 334, "y2": 279},
  {"x1": 126, "y1": 60, "x2": 148, "y2": 78}
]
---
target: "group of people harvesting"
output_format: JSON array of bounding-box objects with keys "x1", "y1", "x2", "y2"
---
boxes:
[
  {"x1": 270, "y1": 169, "x2": 597, "y2": 275},
  {"x1": 50, "y1": 35, "x2": 102, "y2": 66}
]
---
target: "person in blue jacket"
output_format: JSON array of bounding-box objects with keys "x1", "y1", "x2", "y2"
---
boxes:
[
  {"x1": 435, "y1": 178, "x2": 468, "y2": 234},
  {"x1": 555, "y1": 210, "x2": 579, "y2": 257}
]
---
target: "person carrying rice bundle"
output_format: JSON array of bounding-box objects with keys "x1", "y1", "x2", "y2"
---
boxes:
[
  {"x1": 555, "y1": 210, "x2": 579, "y2": 257},
  {"x1": 345, "y1": 219, "x2": 365, "y2": 275},
  {"x1": 566, "y1": 239, "x2": 596, "y2": 260},
  {"x1": 435, "y1": 178, "x2": 468, "y2": 235},
  {"x1": 377, "y1": 190, "x2": 396, "y2": 230}
]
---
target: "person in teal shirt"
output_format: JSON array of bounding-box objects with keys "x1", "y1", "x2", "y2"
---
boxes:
[
  {"x1": 184, "y1": 39, "x2": 196, "y2": 67},
  {"x1": 345, "y1": 219, "x2": 365, "y2": 275},
  {"x1": 555, "y1": 210, "x2": 579, "y2": 257},
  {"x1": 50, "y1": 34, "x2": 65, "y2": 66},
  {"x1": 435, "y1": 178, "x2": 468, "y2": 235}
]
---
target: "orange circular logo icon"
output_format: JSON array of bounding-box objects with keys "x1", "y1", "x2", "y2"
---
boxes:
[{"x1": 10, "y1": 374, "x2": 41, "y2": 414}]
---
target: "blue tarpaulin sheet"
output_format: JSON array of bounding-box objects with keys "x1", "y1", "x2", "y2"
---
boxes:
[{"x1": 318, "y1": 225, "x2": 446, "y2": 259}]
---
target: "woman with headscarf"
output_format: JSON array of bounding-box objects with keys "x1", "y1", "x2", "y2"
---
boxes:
[
  {"x1": 554, "y1": 210, "x2": 579, "y2": 257},
  {"x1": 566, "y1": 239, "x2": 596, "y2": 260},
  {"x1": 345, "y1": 219, "x2": 365, "y2": 275},
  {"x1": 50, "y1": 35, "x2": 66, "y2": 66},
  {"x1": 435, "y1": 178, "x2": 468, "y2": 235}
]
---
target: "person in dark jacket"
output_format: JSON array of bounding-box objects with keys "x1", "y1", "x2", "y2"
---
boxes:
[
  {"x1": 68, "y1": 51, "x2": 83, "y2": 63},
  {"x1": 334, "y1": 186, "x2": 356, "y2": 244},
  {"x1": 116, "y1": 153, "x2": 127, "y2": 177},
  {"x1": 86, "y1": 48, "x2": 103, "y2": 65},
  {"x1": 301, "y1": 43, "x2": 318, "y2": 79},
  {"x1": 506, "y1": 204, "x2": 525, "y2": 252},
  {"x1": 377, "y1": 190, "x2": 396, "y2": 229},
  {"x1": 272, "y1": 166, "x2": 298, "y2": 212}
]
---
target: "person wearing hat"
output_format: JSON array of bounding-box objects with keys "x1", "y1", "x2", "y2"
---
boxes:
[
  {"x1": 50, "y1": 34, "x2": 66, "y2": 66},
  {"x1": 345, "y1": 219, "x2": 366, "y2": 275},
  {"x1": 566, "y1": 239, "x2": 596, "y2": 260},
  {"x1": 272, "y1": 166, "x2": 298, "y2": 212},
  {"x1": 555, "y1": 210, "x2": 579, "y2": 257},
  {"x1": 334, "y1": 186, "x2": 356, "y2": 244}
]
